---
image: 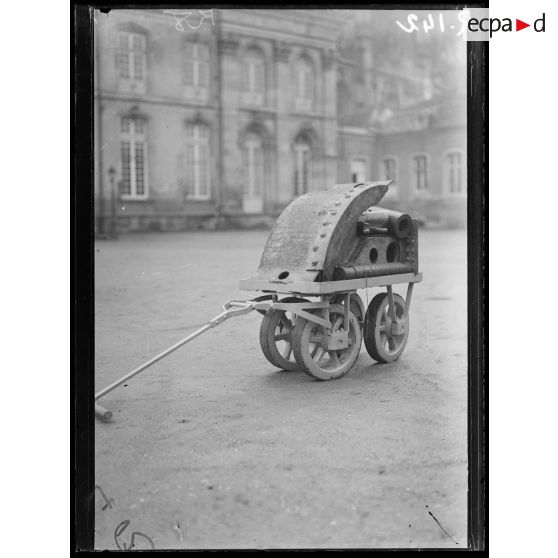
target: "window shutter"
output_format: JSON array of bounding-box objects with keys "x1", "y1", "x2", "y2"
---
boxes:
[
  {"x1": 198, "y1": 143, "x2": 207, "y2": 196},
  {"x1": 121, "y1": 141, "x2": 131, "y2": 195},
  {"x1": 134, "y1": 142, "x2": 145, "y2": 195}
]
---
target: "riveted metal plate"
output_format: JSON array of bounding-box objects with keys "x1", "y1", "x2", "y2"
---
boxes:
[{"x1": 247, "y1": 181, "x2": 390, "y2": 285}]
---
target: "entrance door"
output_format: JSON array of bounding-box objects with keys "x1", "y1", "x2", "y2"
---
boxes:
[
  {"x1": 350, "y1": 157, "x2": 367, "y2": 183},
  {"x1": 242, "y1": 134, "x2": 264, "y2": 213}
]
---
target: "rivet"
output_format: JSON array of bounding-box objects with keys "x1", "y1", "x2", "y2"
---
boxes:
[
  {"x1": 334, "y1": 201, "x2": 341, "y2": 206},
  {"x1": 313, "y1": 245, "x2": 319, "y2": 251},
  {"x1": 320, "y1": 232, "x2": 326, "y2": 238},
  {"x1": 322, "y1": 221, "x2": 329, "y2": 226},
  {"x1": 312, "y1": 261, "x2": 318, "y2": 266},
  {"x1": 330, "y1": 210, "x2": 337, "y2": 215}
]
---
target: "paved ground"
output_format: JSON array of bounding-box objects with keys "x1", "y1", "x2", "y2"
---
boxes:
[{"x1": 94, "y1": 228, "x2": 467, "y2": 549}]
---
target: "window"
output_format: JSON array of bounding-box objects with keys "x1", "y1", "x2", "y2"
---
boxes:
[
  {"x1": 184, "y1": 42, "x2": 210, "y2": 99},
  {"x1": 116, "y1": 32, "x2": 146, "y2": 83},
  {"x1": 244, "y1": 134, "x2": 264, "y2": 198},
  {"x1": 445, "y1": 151, "x2": 465, "y2": 194},
  {"x1": 242, "y1": 48, "x2": 265, "y2": 106},
  {"x1": 412, "y1": 154, "x2": 428, "y2": 192},
  {"x1": 350, "y1": 158, "x2": 367, "y2": 183},
  {"x1": 293, "y1": 141, "x2": 311, "y2": 195},
  {"x1": 294, "y1": 58, "x2": 314, "y2": 111},
  {"x1": 381, "y1": 157, "x2": 398, "y2": 198},
  {"x1": 382, "y1": 157, "x2": 397, "y2": 186},
  {"x1": 184, "y1": 123, "x2": 210, "y2": 200},
  {"x1": 120, "y1": 117, "x2": 148, "y2": 199}
]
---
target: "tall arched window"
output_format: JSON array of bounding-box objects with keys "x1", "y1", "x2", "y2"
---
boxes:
[
  {"x1": 242, "y1": 132, "x2": 265, "y2": 213},
  {"x1": 293, "y1": 139, "x2": 312, "y2": 195},
  {"x1": 244, "y1": 133, "x2": 264, "y2": 198},
  {"x1": 184, "y1": 42, "x2": 210, "y2": 99},
  {"x1": 243, "y1": 48, "x2": 265, "y2": 106},
  {"x1": 184, "y1": 123, "x2": 210, "y2": 200},
  {"x1": 294, "y1": 58, "x2": 314, "y2": 111},
  {"x1": 120, "y1": 117, "x2": 148, "y2": 199}
]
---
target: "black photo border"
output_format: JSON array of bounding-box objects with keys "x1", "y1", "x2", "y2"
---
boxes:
[{"x1": 73, "y1": 1, "x2": 487, "y2": 551}]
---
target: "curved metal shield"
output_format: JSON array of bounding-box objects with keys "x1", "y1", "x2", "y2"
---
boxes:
[{"x1": 251, "y1": 181, "x2": 390, "y2": 284}]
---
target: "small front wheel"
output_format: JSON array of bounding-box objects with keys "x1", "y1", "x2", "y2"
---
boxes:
[
  {"x1": 259, "y1": 297, "x2": 309, "y2": 371},
  {"x1": 364, "y1": 293, "x2": 409, "y2": 363},
  {"x1": 292, "y1": 304, "x2": 362, "y2": 381}
]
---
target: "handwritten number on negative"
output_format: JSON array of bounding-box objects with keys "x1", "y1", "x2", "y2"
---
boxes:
[
  {"x1": 95, "y1": 485, "x2": 114, "y2": 511},
  {"x1": 114, "y1": 519, "x2": 155, "y2": 550}
]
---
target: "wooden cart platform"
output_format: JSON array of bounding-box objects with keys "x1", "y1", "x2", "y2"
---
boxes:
[{"x1": 239, "y1": 272, "x2": 423, "y2": 295}]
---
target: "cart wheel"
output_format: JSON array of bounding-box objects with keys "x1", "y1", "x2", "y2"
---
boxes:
[
  {"x1": 259, "y1": 297, "x2": 309, "y2": 371},
  {"x1": 331, "y1": 293, "x2": 365, "y2": 325},
  {"x1": 292, "y1": 304, "x2": 362, "y2": 381},
  {"x1": 364, "y1": 293, "x2": 409, "y2": 363}
]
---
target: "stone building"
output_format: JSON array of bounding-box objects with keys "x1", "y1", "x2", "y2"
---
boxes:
[{"x1": 94, "y1": 8, "x2": 466, "y2": 233}]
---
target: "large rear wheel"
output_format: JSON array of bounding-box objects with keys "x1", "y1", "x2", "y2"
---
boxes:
[
  {"x1": 292, "y1": 304, "x2": 362, "y2": 381},
  {"x1": 363, "y1": 292, "x2": 409, "y2": 363}
]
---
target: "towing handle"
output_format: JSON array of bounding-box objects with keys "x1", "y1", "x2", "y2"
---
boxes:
[{"x1": 94, "y1": 299, "x2": 259, "y2": 421}]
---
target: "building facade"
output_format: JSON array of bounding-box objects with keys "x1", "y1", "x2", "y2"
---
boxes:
[{"x1": 94, "y1": 9, "x2": 466, "y2": 233}]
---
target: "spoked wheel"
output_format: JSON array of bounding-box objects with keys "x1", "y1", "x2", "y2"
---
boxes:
[
  {"x1": 292, "y1": 304, "x2": 362, "y2": 381},
  {"x1": 364, "y1": 293, "x2": 409, "y2": 363},
  {"x1": 259, "y1": 297, "x2": 309, "y2": 371},
  {"x1": 331, "y1": 293, "x2": 365, "y2": 326}
]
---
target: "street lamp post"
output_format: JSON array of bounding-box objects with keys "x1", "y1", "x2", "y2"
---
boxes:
[
  {"x1": 108, "y1": 166, "x2": 118, "y2": 239},
  {"x1": 98, "y1": 173, "x2": 105, "y2": 237}
]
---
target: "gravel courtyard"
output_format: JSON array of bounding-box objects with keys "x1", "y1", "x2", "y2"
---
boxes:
[{"x1": 94, "y1": 228, "x2": 467, "y2": 549}]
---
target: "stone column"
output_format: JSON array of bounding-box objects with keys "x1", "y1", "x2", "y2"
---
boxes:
[
  {"x1": 322, "y1": 48, "x2": 338, "y2": 188},
  {"x1": 273, "y1": 41, "x2": 293, "y2": 209},
  {"x1": 217, "y1": 32, "x2": 242, "y2": 211}
]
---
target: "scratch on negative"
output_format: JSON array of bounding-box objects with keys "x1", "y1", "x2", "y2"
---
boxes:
[{"x1": 427, "y1": 510, "x2": 458, "y2": 545}]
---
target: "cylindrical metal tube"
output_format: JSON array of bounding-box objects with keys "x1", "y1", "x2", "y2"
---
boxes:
[
  {"x1": 333, "y1": 262, "x2": 415, "y2": 280},
  {"x1": 359, "y1": 208, "x2": 413, "y2": 238}
]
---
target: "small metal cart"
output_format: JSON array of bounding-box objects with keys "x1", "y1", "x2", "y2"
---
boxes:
[
  {"x1": 95, "y1": 181, "x2": 422, "y2": 420},
  {"x1": 235, "y1": 271, "x2": 422, "y2": 381}
]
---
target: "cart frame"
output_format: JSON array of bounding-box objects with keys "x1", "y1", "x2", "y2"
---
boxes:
[
  {"x1": 95, "y1": 272, "x2": 422, "y2": 421},
  {"x1": 236, "y1": 272, "x2": 422, "y2": 330}
]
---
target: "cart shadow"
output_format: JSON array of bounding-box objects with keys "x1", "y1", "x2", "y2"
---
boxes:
[{"x1": 260, "y1": 356, "x2": 402, "y2": 390}]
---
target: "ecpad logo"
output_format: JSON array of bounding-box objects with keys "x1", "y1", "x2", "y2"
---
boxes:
[{"x1": 468, "y1": 13, "x2": 546, "y2": 38}]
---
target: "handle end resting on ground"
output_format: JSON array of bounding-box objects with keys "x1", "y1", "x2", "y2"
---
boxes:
[{"x1": 95, "y1": 403, "x2": 113, "y2": 422}]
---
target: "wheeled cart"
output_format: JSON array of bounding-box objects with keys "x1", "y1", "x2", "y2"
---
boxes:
[
  {"x1": 95, "y1": 181, "x2": 422, "y2": 420},
  {"x1": 236, "y1": 272, "x2": 422, "y2": 381}
]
